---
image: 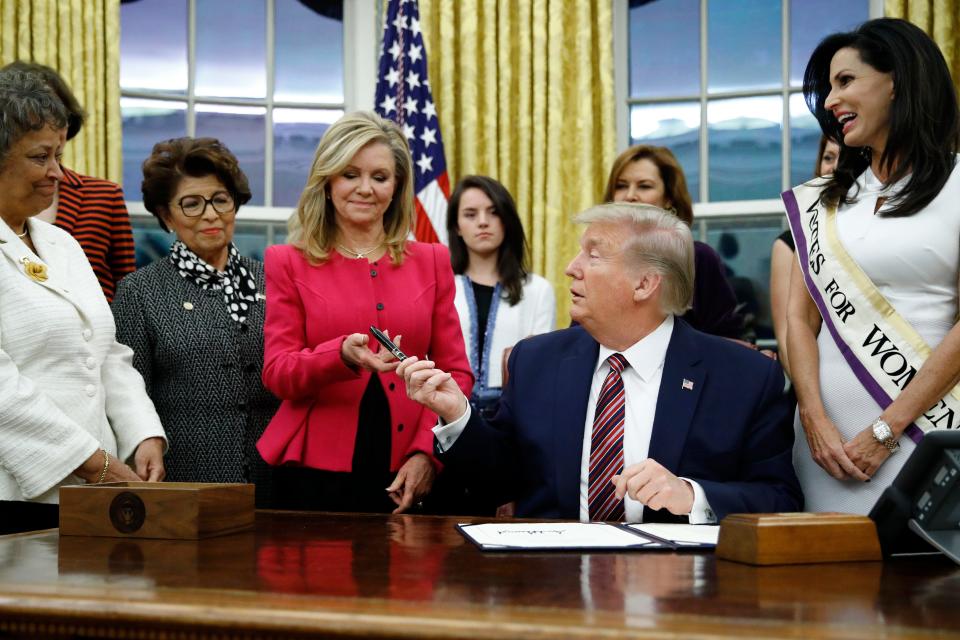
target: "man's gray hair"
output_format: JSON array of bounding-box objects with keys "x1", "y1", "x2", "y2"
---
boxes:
[
  {"x1": 574, "y1": 202, "x2": 694, "y2": 315},
  {"x1": 0, "y1": 68, "x2": 68, "y2": 166}
]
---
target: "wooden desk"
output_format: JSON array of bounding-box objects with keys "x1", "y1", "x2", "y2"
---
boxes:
[{"x1": 0, "y1": 511, "x2": 957, "y2": 639}]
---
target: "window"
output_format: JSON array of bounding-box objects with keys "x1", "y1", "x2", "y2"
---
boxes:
[
  {"x1": 621, "y1": 0, "x2": 872, "y2": 204},
  {"x1": 119, "y1": 0, "x2": 376, "y2": 264},
  {"x1": 615, "y1": 0, "x2": 878, "y2": 344}
]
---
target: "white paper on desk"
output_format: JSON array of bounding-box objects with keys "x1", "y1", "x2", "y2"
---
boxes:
[
  {"x1": 459, "y1": 522, "x2": 664, "y2": 550},
  {"x1": 627, "y1": 523, "x2": 720, "y2": 546}
]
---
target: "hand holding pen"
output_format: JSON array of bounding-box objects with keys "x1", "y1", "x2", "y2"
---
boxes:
[{"x1": 340, "y1": 327, "x2": 404, "y2": 373}]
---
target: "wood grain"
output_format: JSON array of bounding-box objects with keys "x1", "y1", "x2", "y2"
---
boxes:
[
  {"x1": 716, "y1": 512, "x2": 883, "y2": 565},
  {"x1": 59, "y1": 482, "x2": 254, "y2": 539},
  {"x1": 0, "y1": 511, "x2": 956, "y2": 639}
]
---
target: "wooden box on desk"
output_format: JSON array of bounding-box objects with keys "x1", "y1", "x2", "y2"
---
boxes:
[
  {"x1": 59, "y1": 482, "x2": 254, "y2": 539},
  {"x1": 716, "y1": 513, "x2": 882, "y2": 565}
]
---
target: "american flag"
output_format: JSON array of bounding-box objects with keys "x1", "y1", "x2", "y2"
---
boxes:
[{"x1": 375, "y1": 0, "x2": 450, "y2": 245}]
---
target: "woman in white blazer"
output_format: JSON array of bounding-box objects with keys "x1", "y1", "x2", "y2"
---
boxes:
[
  {"x1": 446, "y1": 176, "x2": 556, "y2": 418},
  {"x1": 0, "y1": 69, "x2": 166, "y2": 534}
]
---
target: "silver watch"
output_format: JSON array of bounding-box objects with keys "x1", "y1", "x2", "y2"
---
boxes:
[{"x1": 871, "y1": 418, "x2": 900, "y2": 453}]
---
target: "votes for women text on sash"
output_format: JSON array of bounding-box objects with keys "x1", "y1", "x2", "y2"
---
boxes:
[{"x1": 783, "y1": 179, "x2": 960, "y2": 443}]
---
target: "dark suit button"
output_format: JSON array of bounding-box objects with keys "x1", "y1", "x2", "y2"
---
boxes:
[
  {"x1": 237, "y1": 402, "x2": 247, "y2": 411},
  {"x1": 239, "y1": 324, "x2": 250, "y2": 333},
  {"x1": 397, "y1": 423, "x2": 404, "y2": 432},
  {"x1": 244, "y1": 363, "x2": 257, "y2": 373},
  {"x1": 376, "y1": 303, "x2": 384, "y2": 310},
  {"x1": 389, "y1": 382, "x2": 395, "y2": 391},
  {"x1": 370, "y1": 269, "x2": 377, "y2": 277}
]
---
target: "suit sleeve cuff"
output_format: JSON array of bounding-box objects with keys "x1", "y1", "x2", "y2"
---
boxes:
[
  {"x1": 432, "y1": 403, "x2": 472, "y2": 453},
  {"x1": 681, "y1": 478, "x2": 717, "y2": 524}
]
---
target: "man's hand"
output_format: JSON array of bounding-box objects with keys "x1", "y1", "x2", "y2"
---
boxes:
[
  {"x1": 612, "y1": 459, "x2": 694, "y2": 516},
  {"x1": 134, "y1": 437, "x2": 166, "y2": 481},
  {"x1": 397, "y1": 356, "x2": 467, "y2": 423}
]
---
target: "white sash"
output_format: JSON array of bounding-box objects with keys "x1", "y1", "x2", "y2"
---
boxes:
[{"x1": 783, "y1": 179, "x2": 960, "y2": 443}]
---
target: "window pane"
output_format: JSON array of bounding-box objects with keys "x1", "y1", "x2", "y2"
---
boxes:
[
  {"x1": 790, "y1": 0, "x2": 868, "y2": 86},
  {"x1": 120, "y1": 0, "x2": 187, "y2": 93},
  {"x1": 195, "y1": 106, "x2": 266, "y2": 206},
  {"x1": 708, "y1": 96, "x2": 782, "y2": 201},
  {"x1": 628, "y1": 0, "x2": 699, "y2": 98},
  {"x1": 275, "y1": 1, "x2": 344, "y2": 103},
  {"x1": 195, "y1": 0, "x2": 266, "y2": 98},
  {"x1": 707, "y1": 0, "x2": 781, "y2": 92},
  {"x1": 231, "y1": 223, "x2": 274, "y2": 262},
  {"x1": 121, "y1": 98, "x2": 187, "y2": 195},
  {"x1": 273, "y1": 108, "x2": 343, "y2": 207},
  {"x1": 789, "y1": 92, "x2": 822, "y2": 188},
  {"x1": 704, "y1": 215, "x2": 785, "y2": 341},
  {"x1": 630, "y1": 102, "x2": 701, "y2": 202},
  {"x1": 131, "y1": 223, "x2": 172, "y2": 268}
]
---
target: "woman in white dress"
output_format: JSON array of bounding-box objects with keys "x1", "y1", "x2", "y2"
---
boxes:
[
  {"x1": 786, "y1": 18, "x2": 960, "y2": 513},
  {"x1": 446, "y1": 175, "x2": 556, "y2": 420}
]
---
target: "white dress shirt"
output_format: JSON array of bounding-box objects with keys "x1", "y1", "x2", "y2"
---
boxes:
[{"x1": 435, "y1": 314, "x2": 714, "y2": 524}]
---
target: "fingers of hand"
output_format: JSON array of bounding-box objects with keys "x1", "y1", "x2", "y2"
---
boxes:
[
  {"x1": 835, "y1": 446, "x2": 870, "y2": 482},
  {"x1": 396, "y1": 355, "x2": 419, "y2": 380},
  {"x1": 394, "y1": 488, "x2": 416, "y2": 514},
  {"x1": 386, "y1": 470, "x2": 406, "y2": 506},
  {"x1": 421, "y1": 371, "x2": 453, "y2": 397},
  {"x1": 814, "y1": 448, "x2": 847, "y2": 480},
  {"x1": 624, "y1": 463, "x2": 656, "y2": 501},
  {"x1": 611, "y1": 463, "x2": 643, "y2": 499},
  {"x1": 405, "y1": 367, "x2": 434, "y2": 396}
]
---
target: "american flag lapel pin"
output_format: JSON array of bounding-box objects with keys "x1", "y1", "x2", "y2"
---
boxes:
[{"x1": 682, "y1": 378, "x2": 695, "y2": 391}]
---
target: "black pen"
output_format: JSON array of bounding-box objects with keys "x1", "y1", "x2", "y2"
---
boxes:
[{"x1": 370, "y1": 326, "x2": 408, "y2": 361}]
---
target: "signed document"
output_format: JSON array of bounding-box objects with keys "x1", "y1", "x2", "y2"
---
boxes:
[
  {"x1": 457, "y1": 522, "x2": 675, "y2": 551},
  {"x1": 627, "y1": 523, "x2": 720, "y2": 546}
]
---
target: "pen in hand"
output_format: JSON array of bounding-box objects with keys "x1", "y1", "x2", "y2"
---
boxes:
[{"x1": 370, "y1": 325, "x2": 408, "y2": 361}]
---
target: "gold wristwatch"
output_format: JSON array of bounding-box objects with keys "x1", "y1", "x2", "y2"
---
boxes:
[{"x1": 871, "y1": 418, "x2": 900, "y2": 453}]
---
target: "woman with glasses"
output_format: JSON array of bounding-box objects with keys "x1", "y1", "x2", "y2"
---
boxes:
[{"x1": 112, "y1": 137, "x2": 279, "y2": 506}]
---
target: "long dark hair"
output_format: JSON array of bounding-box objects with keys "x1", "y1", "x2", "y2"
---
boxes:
[
  {"x1": 446, "y1": 175, "x2": 529, "y2": 306},
  {"x1": 803, "y1": 18, "x2": 959, "y2": 217}
]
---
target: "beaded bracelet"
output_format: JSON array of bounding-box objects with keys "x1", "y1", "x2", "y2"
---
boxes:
[{"x1": 96, "y1": 449, "x2": 109, "y2": 484}]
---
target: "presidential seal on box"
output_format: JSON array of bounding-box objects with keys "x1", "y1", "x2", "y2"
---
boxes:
[{"x1": 59, "y1": 482, "x2": 254, "y2": 539}]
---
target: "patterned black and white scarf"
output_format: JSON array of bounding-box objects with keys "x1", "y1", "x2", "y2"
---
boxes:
[{"x1": 169, "y1": 241, "x2": 258, "y2": 324}]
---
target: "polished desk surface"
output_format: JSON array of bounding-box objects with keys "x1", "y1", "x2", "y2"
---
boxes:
[{"x1": 0, "y1": 511, "x2": 958, "y2": 639}]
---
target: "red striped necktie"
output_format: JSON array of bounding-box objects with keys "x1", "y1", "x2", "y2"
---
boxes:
[{"x1": 588, "y1": 353, "x2": 628, "y2": 522}]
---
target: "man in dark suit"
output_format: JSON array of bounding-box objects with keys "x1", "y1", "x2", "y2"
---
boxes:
[{"x1": 399, "y1": 203, "x2": 802, "y2": 523}]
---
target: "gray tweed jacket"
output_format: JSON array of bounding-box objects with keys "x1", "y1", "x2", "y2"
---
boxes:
[{"x1": 112, "y1": 256, "x2": 279, "y2": 507}]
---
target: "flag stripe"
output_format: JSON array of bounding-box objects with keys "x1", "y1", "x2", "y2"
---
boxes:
[{"x1": 375, "y1": 0, "x2": 449, "y2": 244}]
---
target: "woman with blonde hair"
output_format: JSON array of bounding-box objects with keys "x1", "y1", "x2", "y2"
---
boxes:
[{"x1": 257, "y1": 111, "x2": 472, "y2": 513}]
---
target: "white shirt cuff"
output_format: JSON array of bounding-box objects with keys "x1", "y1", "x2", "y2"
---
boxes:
[
  {"x1": 432, "y1": 402, "x2": 472, "y2": 453},
  {"x1": 681, "y1": 478, "x2": 716, "y2": 524}
]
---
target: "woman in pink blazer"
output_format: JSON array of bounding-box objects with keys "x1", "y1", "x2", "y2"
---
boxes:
[{"x1": 258, "y1": 112, "x2": 473, "y2": 514}]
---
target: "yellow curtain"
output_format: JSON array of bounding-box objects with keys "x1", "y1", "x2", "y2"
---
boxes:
[
  {"x1": 419, "y1": 0, "x2": 616, "y2": 323},
  {"x1": 0, "y1": 0, "x2": 122, "y2": 184},
  {"x1": 885, "y1": 0, "x2": 960, "y2": 89}
]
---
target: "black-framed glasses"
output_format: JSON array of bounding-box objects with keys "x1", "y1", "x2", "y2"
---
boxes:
[{"x1": 177, "y1": 191, "x2": 236, "y2": 217}]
